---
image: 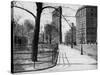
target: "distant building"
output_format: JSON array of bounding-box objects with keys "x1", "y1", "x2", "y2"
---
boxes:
[
  {"x1": 65, "y1": 25, "x2": 76, "y2": 45},
  {"x1": 52, "y1": 7, "x2": 61, "y2": 30},
  {"x1": 75, "y1": 6, "x2": 97, "y2": 44},
  {"x1": 52, "y1": 7, "x2": 62, "y2": 43}
]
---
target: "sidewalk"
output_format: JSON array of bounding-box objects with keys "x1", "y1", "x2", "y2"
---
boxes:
[
  {"x1": 58, "y1": 44, "x2": 97, "y2": 65},
  {"x1": 73, "y1": 44, "x2": 97, "y2": 60},
  {"x1": 24, "y1": 44, "x2": 97, "y2": 74}
]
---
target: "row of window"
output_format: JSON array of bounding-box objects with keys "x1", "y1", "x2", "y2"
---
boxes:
[
  {"x1": 76, "y1": 8, "x2": 97, "y2": 17},
  {"x1": 76, "y1": 8, "x2": 86, "y2": 17}
]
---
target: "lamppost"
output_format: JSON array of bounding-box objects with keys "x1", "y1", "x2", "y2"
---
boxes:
[
  {"x1": 80, "y1": 34, "x2": 83, "y2": 55},
  {"x1": 71, "y1": 23, "x2": 74, "y2": 48},
  {"x1": 80, "y1": 24, "x2": 84, "y2": 55},
  {"x1": 81, "y1": 43, "x2": 83, "y2": 55}
]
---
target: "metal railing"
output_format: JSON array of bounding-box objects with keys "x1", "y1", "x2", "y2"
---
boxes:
[{"x1": 12, "y1": 39, "x2": 59, "y2": 73}]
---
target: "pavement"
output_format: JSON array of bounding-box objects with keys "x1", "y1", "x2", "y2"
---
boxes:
[
  {"x1": 58, "y1": 44, "x2": 97, "y2": 65},
  {"x1": 24, "y1": 44, "x2": 97, "y2": 74},
  {"x1": 74, "y1": 44, "x2": 97, "y2": 60}
]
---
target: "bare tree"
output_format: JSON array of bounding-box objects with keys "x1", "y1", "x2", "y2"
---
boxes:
[
  {"x1": 44, "y1": 24, "x2": 58, "y2": 44},
  {"x1": 44, "y1": 24, "x2": 53, "y2": 44},
  {"x1": 24, "y1": 19, "x2": 34, "y2": 33}
]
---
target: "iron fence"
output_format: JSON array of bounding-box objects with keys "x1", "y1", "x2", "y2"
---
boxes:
[{"x1": 12, "y1": 39, "x2": 59, "y2": 73}]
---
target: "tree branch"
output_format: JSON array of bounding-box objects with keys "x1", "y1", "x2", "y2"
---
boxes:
[
  {"x1": 42, "y1": 6, "x2": 72, "y2": 27},
  {"x1": 42, "y1": 6, "x2": 57, "y2": 10},
  {"x1": 11, "y1": 6, "x2": 36, "y2": 19}
]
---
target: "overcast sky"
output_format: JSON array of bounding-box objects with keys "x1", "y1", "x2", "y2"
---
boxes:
[{"x1": 13, "y1": 1, "x2": 82, "y2": 42}]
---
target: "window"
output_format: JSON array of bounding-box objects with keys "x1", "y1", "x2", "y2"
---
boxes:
[
  {"x1": 91, "y1": 8, "x2": 93, "y2": 11},
  {"x1": 91, "y1": 13, "x2": 93, "y2": 16}
]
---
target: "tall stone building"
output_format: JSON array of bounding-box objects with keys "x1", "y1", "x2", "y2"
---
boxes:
[
  {"x1": 52, "y1": 6, "x2": 62, "y2": 43},
  {"x1": 75, "y1": 6, "x2": 97, "y2": 44}
]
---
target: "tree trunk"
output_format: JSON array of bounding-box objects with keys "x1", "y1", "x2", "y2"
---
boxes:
[
  {"x1": 11, "y1": 1, "x2": 14, "y2": 73},
  {"x1": 32, "y1": 2, "x2": 43, "y2": 62},
  {"x1": 59, "y1": 6, "x2": 62, "y2": 44}
]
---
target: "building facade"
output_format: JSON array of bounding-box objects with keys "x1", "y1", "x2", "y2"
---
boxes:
[
  {"x1": 52, "y1": 6, "x2": 62, "y2": 43},
  {"x1": 76, "y1": 6, "x2": 97, "y2": 44},
  {"x1": 65, "y1": 25, "x2": 76, "y2": 45}
]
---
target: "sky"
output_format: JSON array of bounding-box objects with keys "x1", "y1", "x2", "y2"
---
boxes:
[{"x1": 13, "y1": 1, "x2": 82, "y2": 42}]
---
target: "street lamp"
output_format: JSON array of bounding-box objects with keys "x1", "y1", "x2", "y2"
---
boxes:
[
  {"x1": 81, "y1": 43, "x2": 83, "y2": 55},
  {"x1": 80, "y1": 34, "x2": 83, "y2": 55},
  {"x1": 71, "y1": 23, "x2": 74, "y2": 48},
  {"x1": 80, "y1": 24, "x2": 84, "y2": 55}
]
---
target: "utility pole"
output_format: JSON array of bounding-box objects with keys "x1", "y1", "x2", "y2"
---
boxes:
[{"x1": 71, "y1": 23, "x2": 74, "y2": 48}]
